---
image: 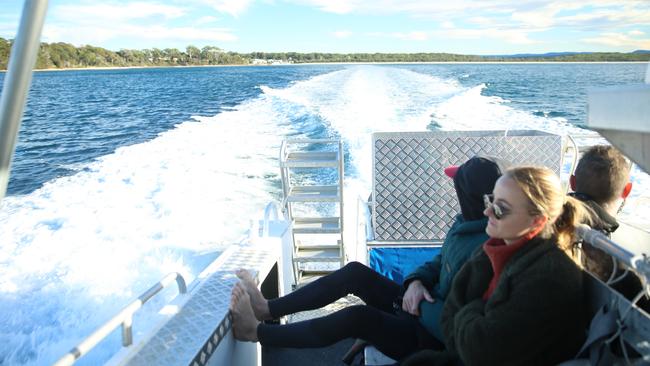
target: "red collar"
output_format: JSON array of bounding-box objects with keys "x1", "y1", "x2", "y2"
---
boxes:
[{"x1": 481, "y1": 233, "x2": 536, "y2": 300}]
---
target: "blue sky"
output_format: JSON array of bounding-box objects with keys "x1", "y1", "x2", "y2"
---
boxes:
[{"x1": 1, "y1": 0, "x2": 649, "y2": 54}]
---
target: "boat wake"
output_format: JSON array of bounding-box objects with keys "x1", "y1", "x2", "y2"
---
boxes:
[{"x1": 0, "y1": 65, "x2": 648, "y2": 365}]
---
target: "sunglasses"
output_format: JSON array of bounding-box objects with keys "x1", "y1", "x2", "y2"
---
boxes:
[{"x1": 483, "y1": 194, "x2": 510, "y2": 220}]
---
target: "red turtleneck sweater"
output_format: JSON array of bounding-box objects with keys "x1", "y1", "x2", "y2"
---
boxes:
[{"x1": 482, "y1": 236, "x2": 531, "y2": 300}]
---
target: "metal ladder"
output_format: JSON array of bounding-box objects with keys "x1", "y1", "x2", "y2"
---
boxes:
[{"x1": 280, "y1": 139, "x2": 344, "y2": 287}]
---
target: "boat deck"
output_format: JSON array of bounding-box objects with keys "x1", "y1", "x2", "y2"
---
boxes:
[
  {"x1": 263, "y1": 295, "x2": 363, "y2": 366},
  {"x1": 263, "y1": 339, "x2": 356, "y2": 366}
]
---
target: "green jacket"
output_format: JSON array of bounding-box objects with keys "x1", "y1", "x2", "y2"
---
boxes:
[
  {"x1": 441, "y1": 236, "x2": 585, "y2": 366},
  {"x1": 403, "y1": 215, "x2": 489, "y2": 340}
]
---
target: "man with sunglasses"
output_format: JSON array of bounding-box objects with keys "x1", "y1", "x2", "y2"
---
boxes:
[{"x1": 401, "y1": 156, "x2": 509, "y2": 343}]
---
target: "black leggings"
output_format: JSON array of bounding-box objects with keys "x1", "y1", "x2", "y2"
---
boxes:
[{"x1": 257, "y1": 262, "x2": 441, "y2": 360}]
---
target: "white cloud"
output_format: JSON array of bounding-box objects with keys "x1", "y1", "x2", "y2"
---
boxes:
[
  {"x1": 199, "y1": 0, "x2": 255, "y2": 17},
  {"x1": 42, "y1": 23, "x2": 237, "y2": 47},
  {"x1": 0, "y1": 22, "x2": 19, "y2": 39},
  {"x1": 393, "y1": 31, "x2": 429, "y2": 41},
  {"x1": 440, "y1": 21, "x2": 455, "y2": 29},
  {"x1": 197, "y1": 16, "x2": 219, "y2": 24},
  {"x1": 290, "y1": 0, "x2": 650, "y2": 31},
  {"x1": 43, "y1": 1, "x2": 237, "y2": 49},
  {"x1": 332, "y1": 30, "x2": 352, "y2": 39},
  {"x1": 467, "y1": 17, "x2": 493, "y2": 26},
  {"x1": 53, "y1": 2, "x2": 186, "y2": 22},
  {"x1": 372, "y1": 26, "x2": 538, "y2": 45},
  {"x1": 292, "y1": 0, "x2": 362, "y2": 14},
  {"x1": 290, "y1": 0, "x2": 531, "y2": 18},
  {"x1": 583, "y1": 32, "x2": 650, "y2": 49},
  {"x1": 8, "y1": 0, "x2": 650, "y2": 52},
  {"x1": 139, "y1": 26, "x2": 237, "y2": 42},
  {"x1": 511, "y1": 3, "x2": 566, "y2": 29},
  {"x1": 437, "y1": 27, "x2": 537, "y2": 45},
  {"x1": 290, "y1": 0, "x2": 650, "y2": 52}
]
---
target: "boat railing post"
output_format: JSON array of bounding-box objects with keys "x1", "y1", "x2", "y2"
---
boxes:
[
  {"x1": 564, "y1": 134, "x2": 579, "y2": 193},
  {"x1": 263, "y1": 202, "x2": 279, "y2": 237},
  {"x1": 122, "y1": 315, "x2": 134, "y2": 346},
  {"x1": 0, "y1": 0, "x2": 49, "y2": 201}
]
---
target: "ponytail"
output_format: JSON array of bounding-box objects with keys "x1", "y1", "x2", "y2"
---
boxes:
[
  {"x1": 553, "y1": 196, "x2": 592, "y2": 253},
  {"x1": 506, "y1": 167, "x2": 596, "y2": 262}
]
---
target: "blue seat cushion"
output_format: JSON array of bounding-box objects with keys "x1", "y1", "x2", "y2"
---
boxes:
[{"x1": 368, "y1": 247, "x2": 441, "y2": 285}]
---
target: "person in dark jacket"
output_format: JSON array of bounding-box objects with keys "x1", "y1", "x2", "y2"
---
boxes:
[
  {"x1": 228, "y1": 156, "x2": 505, "y2": 361},
  {"x1": 568, "y1": 145, "x2": 649, "y2": 310},
  {"x1": 570, "y1": 145, "x2": 632, "y2": 279},
  {"x1": 401, "y1": 156, "x2": 508, "y2": 341},
  {"x1": 403, "y1": 166, "x2": 592, "y2": 366}
]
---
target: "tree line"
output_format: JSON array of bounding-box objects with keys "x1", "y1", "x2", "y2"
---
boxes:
[
  {"x1": 0, "y1": 38, "x2": 247, "y2": 69},
  {"x1": 0, "y1": 37, "x2": 648, "y2": 70}
]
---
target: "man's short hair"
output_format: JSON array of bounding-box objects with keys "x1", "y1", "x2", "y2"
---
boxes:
[{"x1": 574, "y1": 145, "x2": 631, "y2": 205}]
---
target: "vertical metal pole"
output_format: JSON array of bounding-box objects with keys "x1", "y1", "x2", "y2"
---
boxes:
[
  {"x1": 0, "y1": 0, "x2": 49, "y2": 200},
  {"x1": 121, "y1": 316, "x2": 133, "y2": 347}
]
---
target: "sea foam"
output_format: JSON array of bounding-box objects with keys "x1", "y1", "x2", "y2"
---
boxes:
[{"x1": 1, "y1": 65, "x2": 649, "y2": 365}]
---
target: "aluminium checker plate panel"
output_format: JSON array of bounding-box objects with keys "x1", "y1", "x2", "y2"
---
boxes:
[
  {"x1": 121, "y1": 244, "x2": 279, "y2": 366},
  {"x1": 372, "y1": 130, "x2": 563, "y2": 242}
]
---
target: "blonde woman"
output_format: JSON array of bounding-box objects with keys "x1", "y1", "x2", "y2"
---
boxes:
[{"x1": 404, "y1": 166, "x2": 592, "y2": 366}]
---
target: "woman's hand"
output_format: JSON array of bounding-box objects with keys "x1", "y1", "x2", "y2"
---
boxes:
[{"x1": 402, "y1": 280, "x2": 435, "y2": 316}]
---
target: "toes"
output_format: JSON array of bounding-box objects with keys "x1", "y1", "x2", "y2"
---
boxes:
[
  {"x1": 231, "y1": 284, "x2": 244, "y2": 306},
  {"x1": 235, "y1": 269, "x2": 249, "y2": 280},
  {"x1": 235, "y1": 282, "x2": 246, "y2": 294},
  {"x1": 230, "y1": 283, "x2": 250, "y2": 307},
  {"x1": 230, "y1": 293, "x2": 237, "y2": 311}
]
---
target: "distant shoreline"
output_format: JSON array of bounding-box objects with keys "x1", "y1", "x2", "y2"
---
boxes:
[
  {"x1": 8, "y1": 60, "x2": 644, "y2": 72},
  {"x1": 2, "y1": 37, "x2": 647, "y2": 72}
]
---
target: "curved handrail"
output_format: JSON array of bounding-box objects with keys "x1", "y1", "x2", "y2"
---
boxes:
[
  {"x1": 576, "y1": 224, "x2": 650, "y2": 288},
  {"x1": 359, "y1": 195, "x2": 373, "y2": 241},
  {"x1": 564, "y1": 134, "x2": 579, "y2": 193},
  {"x1": 262, "y1": 202, "x2": 280, "y2": 237},
  {"x1": 353, "y1": 194, "x2": 373, "y2": 262},
  {"x1": 566, "y1": 134, "x2": 578, "y2": 174},
  {"x1": 53, "y1": 272, "x2": 187, "y2": 366}
]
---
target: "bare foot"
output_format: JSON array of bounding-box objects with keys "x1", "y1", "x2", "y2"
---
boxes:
[
  {"x1": 235, "y1": 269, "x2": 272, "y2": 320},
  {"x1": 230, "y1": 282, "x2": 260, "y2": 342}
]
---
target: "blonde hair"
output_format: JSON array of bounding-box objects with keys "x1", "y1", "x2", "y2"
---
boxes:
[{"x1": 505, "y1": 166, "x2": 592, "y2": 254}]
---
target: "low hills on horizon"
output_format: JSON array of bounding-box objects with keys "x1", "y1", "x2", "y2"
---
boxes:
[{"x1": 0, "y1": 37, "x2": 648, "y2": 70}]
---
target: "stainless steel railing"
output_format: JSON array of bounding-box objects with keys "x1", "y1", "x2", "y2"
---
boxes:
[
  {"x1": 0, "y1": 0, "x2": 49, "y2": 201},
  {"x1": 576, "y1": 224, "x2": 650, "y2": 288},
  {"x1": 53, "y1": 272, "x2": 187, "y2": 366}
]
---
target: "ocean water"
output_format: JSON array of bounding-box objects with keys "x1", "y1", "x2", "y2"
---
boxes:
[{"x1": 0, "y1": 63, "x2": 648, "y2": 365}]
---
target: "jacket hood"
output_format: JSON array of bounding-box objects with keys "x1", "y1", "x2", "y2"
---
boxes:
[{"x1": 454, "y1": 156, "x2": 507, "y2": 221}]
